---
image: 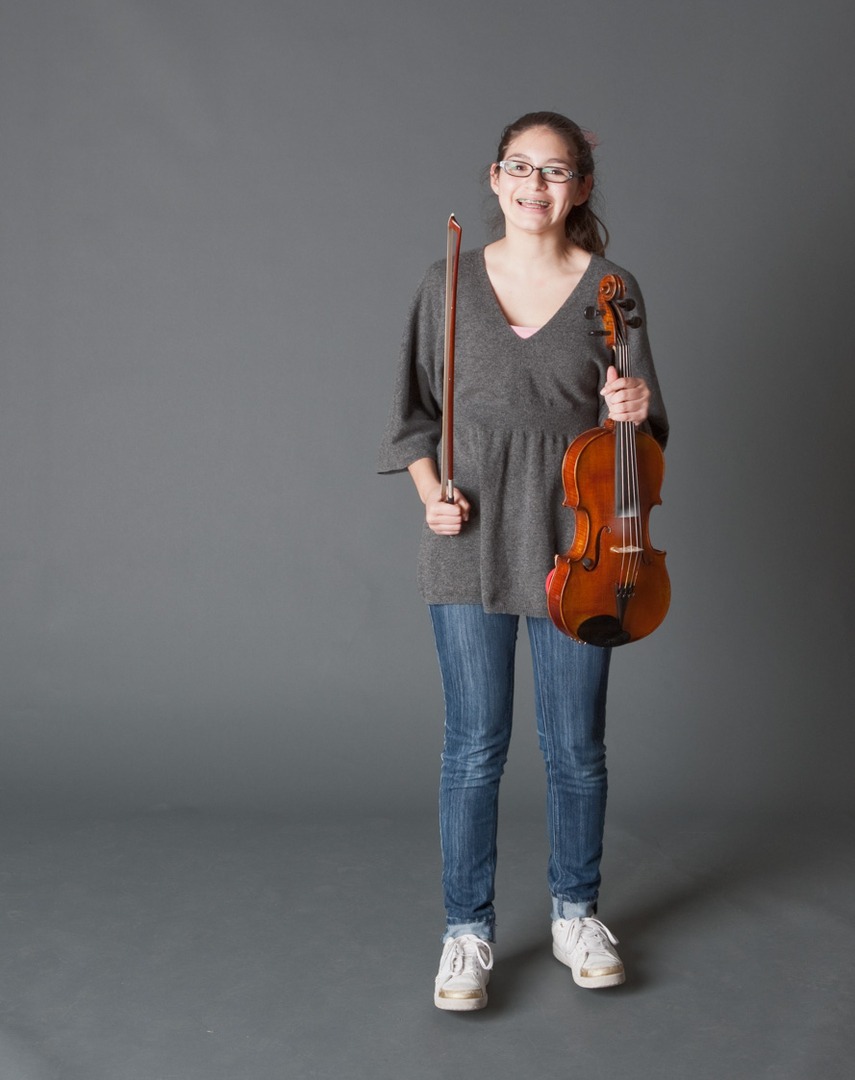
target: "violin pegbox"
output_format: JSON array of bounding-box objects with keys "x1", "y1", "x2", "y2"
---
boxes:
[
  {"x1": 584, "y1": 274, "x2": 643, "y2": 375},
  {"x1": 585, "y1": 274, "x2": 625, "y2": 349}
]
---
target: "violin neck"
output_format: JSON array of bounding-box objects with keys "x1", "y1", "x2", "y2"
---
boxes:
[
  {"x1": 614, "y1": 422, "x2": 640, "y2": 518},
  {"x1": 612, "y1": 340, "x2": 640, "y2": 518}
]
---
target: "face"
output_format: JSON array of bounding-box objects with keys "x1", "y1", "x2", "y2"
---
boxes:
[{"x1": 490, "y1": 126, "x2": 594, "y2": 238}]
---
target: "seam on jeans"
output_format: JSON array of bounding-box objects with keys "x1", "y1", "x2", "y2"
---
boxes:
[{"x1": 527, "y1": 618, "x2": 565, "y2": 892}]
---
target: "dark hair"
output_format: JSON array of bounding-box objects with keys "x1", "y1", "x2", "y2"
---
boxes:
[{"x1": 492, "y1": 110, "x2": 608, "y2": 255}]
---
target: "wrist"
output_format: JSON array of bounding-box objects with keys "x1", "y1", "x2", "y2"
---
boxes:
[
  {"x1": 408, "y1": 458, "x2": 441, "y2": 504},
  {"x1": 419, "y1": 481, "x2": 442, "y2": 505}
]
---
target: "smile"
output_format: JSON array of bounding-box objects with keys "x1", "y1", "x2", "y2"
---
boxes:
[{"x1": 517, "y1": 199, "x2": 550, "y2": 208}]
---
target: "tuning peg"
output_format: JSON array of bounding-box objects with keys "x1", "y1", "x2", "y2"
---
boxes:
[
  {"x1": 626, "y1": 316, "x2": 642, "y2": 329},
  {"x1": 617, "y1": 298, "x2": 636, "y2": 311},
  {"x1": 588, "y1": 329, "x2": 609, "y2": 337},
  {"x1": 584, "y1": 306, "x2": 599, "y2": 320}
]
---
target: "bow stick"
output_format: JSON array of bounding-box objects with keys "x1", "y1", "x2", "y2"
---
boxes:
[{"x1": 440, "y1": 213, "x2": 462, "y2": 503}]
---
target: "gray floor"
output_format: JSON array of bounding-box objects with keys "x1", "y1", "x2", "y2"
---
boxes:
[{"x1": 0, "y1": 805, "x2": 852, "y2": 1080}]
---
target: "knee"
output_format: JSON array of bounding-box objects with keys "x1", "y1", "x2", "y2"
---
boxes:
[
  {"x1": 442, "y1": 733, "x2": 509, "y2": 785},
  {"x1": 546, "y1": 742, "x2": 607, "y2": 787}
]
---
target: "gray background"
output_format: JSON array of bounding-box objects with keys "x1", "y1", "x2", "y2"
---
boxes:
[
  {"x1": 2, "y1": 4, "x2": 854, "y2": 1079},
  {"x1": 1, "y1": 0, "x2": 853, "y2": 822}
]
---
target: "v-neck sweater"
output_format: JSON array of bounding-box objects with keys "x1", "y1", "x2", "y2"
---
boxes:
[{"x1": 378, "y1": 248, "x2": 669, "y2": 616}]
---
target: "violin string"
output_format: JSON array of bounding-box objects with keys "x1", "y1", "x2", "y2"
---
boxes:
[
  {"x1": 629, "y1": 333, "x2": 642, "y2": 591},
  {"x1": 614, "y1": 339, "x2": 624, "y2": 591},
  {"x1": 624, "y1": 332, "x2": 641, "y2": 590},
  {"x1": 617, "y1": 338, "x2": 632, "y2": 592},
  {"x1": 617, "y1": 333, "x2": 641, "y2": 594}
]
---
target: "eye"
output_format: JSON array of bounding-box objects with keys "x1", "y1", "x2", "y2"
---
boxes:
[
  {"x1": 542, "y1": 166, "x2": 570, "y2": 180},
  {"x1": 504, "y1": 160, "x2": 529, "y2": 175}
]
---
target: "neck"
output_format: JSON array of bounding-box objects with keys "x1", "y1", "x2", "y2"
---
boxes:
[{"x1": 488, "y1": 229, "x2": 588, "y2": 276}]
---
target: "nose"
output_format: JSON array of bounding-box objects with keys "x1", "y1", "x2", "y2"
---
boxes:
[{"x1": 527, "y1": 168, "x2": 548, "y2": 189}]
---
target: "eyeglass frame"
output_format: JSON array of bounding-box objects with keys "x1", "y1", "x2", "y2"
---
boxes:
[{"x1": 494, "y1": 159, "x2": 584, "y2": 184}]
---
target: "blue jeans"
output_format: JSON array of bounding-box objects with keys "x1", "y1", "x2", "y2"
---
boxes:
[{"x1": 429, "y1": 604, "x2": 612, "y2": 942}]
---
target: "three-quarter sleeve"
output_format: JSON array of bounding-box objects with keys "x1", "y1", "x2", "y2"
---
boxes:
[{"x1": 377, "y1": 262, "x2": 446, "y2": 473}]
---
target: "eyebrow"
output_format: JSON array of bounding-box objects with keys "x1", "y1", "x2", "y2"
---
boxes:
[{"x1": 506, "y1": 153, "x2": 573, "y2": 165}]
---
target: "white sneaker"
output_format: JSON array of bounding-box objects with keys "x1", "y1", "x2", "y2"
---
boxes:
[
  {"x1": 434, "y1": 934, "x2": 494, "y2": 1011},
  {"x1": 552, "y1": 917, "x2": 625, "y2": 988}
]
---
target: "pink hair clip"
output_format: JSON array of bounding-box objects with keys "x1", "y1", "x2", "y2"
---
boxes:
[{"x1": 582, "y1": 129, "x2": 600, "y2": 149}]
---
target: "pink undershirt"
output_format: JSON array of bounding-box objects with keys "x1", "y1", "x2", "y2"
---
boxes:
[{"x1": 511, "y1": 325, "x2": 539, "y2": 339}]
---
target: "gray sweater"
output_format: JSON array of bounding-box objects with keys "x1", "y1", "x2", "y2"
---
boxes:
[{"x1": 378, "y1": 248, "x2": 669, "y2": 616}]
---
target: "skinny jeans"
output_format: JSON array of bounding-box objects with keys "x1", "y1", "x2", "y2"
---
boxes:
[{"x1": 429, "y1": 604, "x2": 612, "y2": 942}]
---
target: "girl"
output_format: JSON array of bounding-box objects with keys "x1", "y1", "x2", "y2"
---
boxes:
[{"x1": 378, "y1": 111, "x2": 668, "y2": 1010}]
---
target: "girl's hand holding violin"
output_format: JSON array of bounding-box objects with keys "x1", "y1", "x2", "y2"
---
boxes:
[{"x1": 600, "y1": 364, "x2": 651, "y2": 425}]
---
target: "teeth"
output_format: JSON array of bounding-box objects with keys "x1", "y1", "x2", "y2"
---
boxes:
[{"x1": 519, "y1": 199, "x2": 549, "y2": 207}]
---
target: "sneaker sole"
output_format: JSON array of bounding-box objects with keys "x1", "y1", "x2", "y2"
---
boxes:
[
  {"x1": 434, "y1": 989, "x2": 488, "y2": 1011},
  {"x1": 552, "y1": 945, "x2": 625, "y2": 989}
]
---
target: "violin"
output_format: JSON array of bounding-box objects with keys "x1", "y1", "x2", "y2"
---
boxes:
[{"x1": 546, "y1": 274, "x2": 669, "y2": 647}]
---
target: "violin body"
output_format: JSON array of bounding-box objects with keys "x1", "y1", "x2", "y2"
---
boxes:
[
  {"x1": 546, "y1": 421, "x2": 669, "y2": 646},
  {"x1": 546, "y1": 274, "x2": 669, "y2": 647}
]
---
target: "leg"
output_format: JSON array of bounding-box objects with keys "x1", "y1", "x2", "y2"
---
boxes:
[
  {"x1": 525, "y1": 617, "x2": 611, "y2": 918},
  {"x1": 429, "y1": 604, "x2": 518, "y2": 943}
]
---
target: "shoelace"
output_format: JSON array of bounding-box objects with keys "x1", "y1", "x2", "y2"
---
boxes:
[
  {"x1": 448, "y1": 937, "x2": 494, "y2": 975},
  {"x1": 578, "y1": 920, "x2": 617, "y2": 946},
  {"x1": 563, "y1": 917, "x2": 619, "y2": 952}
]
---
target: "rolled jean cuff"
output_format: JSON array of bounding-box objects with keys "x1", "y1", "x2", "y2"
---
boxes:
[
  {"x1": 443, "y1": 919, "x2": 495, "y2": 943},
  {"x1": 551, "y1": 896, "x2": 597, "y2": 921}
]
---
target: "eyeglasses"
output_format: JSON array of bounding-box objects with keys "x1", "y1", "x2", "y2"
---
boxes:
[{"x1": 495, "y1": 159, "x2": 582, "y2": 184}]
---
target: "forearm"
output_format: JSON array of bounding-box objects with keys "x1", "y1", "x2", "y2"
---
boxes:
[{"x1": 407, "y1": 457, "x2": 442, "y2": 505}]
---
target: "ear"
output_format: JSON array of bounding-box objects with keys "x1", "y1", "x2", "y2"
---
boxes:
[
  {"x1": 574, "y1": 174, "x2": 595, "y2": 206},
  {"x1": 489, "y1": 163, "x2": 501, "y2": 195}
]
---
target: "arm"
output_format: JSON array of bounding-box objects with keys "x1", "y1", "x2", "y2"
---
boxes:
[{"x1": 377, "y1": 263, "x2": 447, "y2": 472}]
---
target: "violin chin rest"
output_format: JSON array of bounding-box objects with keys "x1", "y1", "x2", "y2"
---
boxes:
[{"x1": 576, "y1": 615, "x2": 631, "y2": 648}]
